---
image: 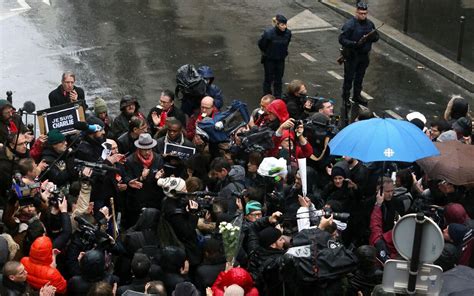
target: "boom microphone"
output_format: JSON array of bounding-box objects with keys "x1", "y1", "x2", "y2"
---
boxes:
[
  {"x1": 73, "y1": 121, "x2": 103, "y2": 132},
  {"x1": 18, "y1": 101, "x2": 36, "y2": 114},
  {"x1": 73, "y1": 159, "x2": 120, "y2": 173}
]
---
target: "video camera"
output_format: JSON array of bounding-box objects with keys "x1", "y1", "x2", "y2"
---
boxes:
[
  {"x1": 236, "y1": 126, "x2": 275, "y2": 153},
  {"x1": 74, "y1": 159, "x2": 120, "y2": 175},
  {"x1": 11, "y1": 173, "x2": 41, "y2": 198},
  {"x1": 46, "y1": 183, "x2": 65, "y2": 207},
  {"x1": 175, "y1": 191, "x2": 217, "y2": 217},
  {"x1": 74, "y1": 216, "x2": 114, "y2": 250},
  {"x1": 314, "y1": 208, "x2": 350, "y2": 222},
  {"x1": 296, "y1": 117, "x2": 339, "y2": 140}
]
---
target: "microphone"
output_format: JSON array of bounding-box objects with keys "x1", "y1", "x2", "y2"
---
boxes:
[
  {"x1": 73, "y1": 159, "x2": 120, "y2": 173},
  {"x1": 73, "y1": 121, "x2": 103, "y2": 132},
  {"x1": 19, "y1": 101, "x2": 36, "y2": 114}
]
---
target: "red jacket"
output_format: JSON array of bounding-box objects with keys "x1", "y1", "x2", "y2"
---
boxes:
[
  {"x1": 268, "y1": 129, "x2": 313, "y2": 159},
  {"x1": 185, "y1": 107, "x2": 218, "y2": 140},
  {"x1": 21, "y1": 236, "x2": 67, "y2": 294},
  {"x1": 29, "y1": 138, "x2": 45, "y2": 163},
  {"x1": 369, "y1": 205, "x2": 398, "y2": 259},
  {"x1": 212, "y1": 267, "x2": 259, "y2": 296}
]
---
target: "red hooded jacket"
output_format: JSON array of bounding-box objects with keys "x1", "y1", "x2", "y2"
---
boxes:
[
  {"x1": 212, "y1": 267, "x2": 259, "y2": 296},
  {"x1": 21, "y1": 236, "x2": 67, "y2": 294},
  {"x1": 266, "y1": 99, "x2": 289, "y2": 124},
  {"x1": 369, "y1": 205, "x2": 398, "y2": 259}
]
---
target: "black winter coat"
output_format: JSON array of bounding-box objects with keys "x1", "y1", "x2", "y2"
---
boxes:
[
  {"x1": 117, "y1": 132, "x2": 137, "y2": 155},
  {"x1": 41, "y1": 146, "x2": 74, "y2": 187},
  {"x1": 258, "y1": 27, "x2": 292, "y2": 60},
  {"x1": 48, "y1": 85, "x2": 86, "y2": 108},
  {"x1": 339, "y1": 17, "x2": 379, "y2": 54},
  {"x1": 195, "y1": 257, "x2": 226, "y2": 295},
  {"x1": 123, "y1": 152, "x2": 164, "y2": 226}
]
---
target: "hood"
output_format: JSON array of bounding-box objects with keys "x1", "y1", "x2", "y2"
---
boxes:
[
  {"x1": 451, "y1": 98, "x2": 468, "y2": 120},
  {"x1": 120, "y1": 95, "x2": 140, "y2": 111},
  {"x1": 281, "y1": 130, "x2": 295, "y2": 142},
  {"x1": 229, "y1": 165, "x2": 246, "y2": 181},
  {"x1": 133, "y1": 208, "x2": 160, "y2": 231},
  {"x1": 445, "y1": 203, "x2": 470, "y2": 225},
  {"x1": 80, "y1": 249, "x2": 105, "y2": 281},
  {"x1": 266, "y1": 99, "x2": 289, "y2": 123},
  {"x1": 198, "y1": 65, "x2": 214, "y2": 79},
  {"x1": 221, "y1": 267, "x2": 255, "y2": 292},
  {"x1": 29, "y1": 236, "x2": 53, "y2": 266}
]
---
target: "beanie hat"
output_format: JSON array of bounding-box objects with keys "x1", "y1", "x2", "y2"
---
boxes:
[
  {"x1": 86, "y1": 116, "x2": 105, "y2": 133},
  {"x1": 245, "y1": 200, "x2": 262, "y2": 215},
  {"x1": 172, "y1": 282, "x2": 199, "y2": 296},
  {"x1": 47, "y1": 129, "x2": 66, "y2": 145},
  {"x1": 275, "y1": 14, "x2": 287, "y2": 24},
  {"x1": 157, "y1": 177, "x2": 187, "y2": 197},
  {"x1": 448, "y1": 223, "x2": 472, "y2": 246},
  {"x1": 0, "y1": 99, "x2": 12, "y2": 111},
  {"x1": 224, "y1": 284, "x2": 245, "y2": 296},
  {"x1": 331, "y1": 166, "x2": 346, "y2": 178},
  {"x1": 93, "y1": 97, "x2": 108, "y2": 116},
  {"x1": 259, "y1": 227, "x2": 282, "y2": 248}
]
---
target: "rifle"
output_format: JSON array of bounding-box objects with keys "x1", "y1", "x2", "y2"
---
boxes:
[{"x1": 337, "y1": 22, "x2": 384, "y2": 65}]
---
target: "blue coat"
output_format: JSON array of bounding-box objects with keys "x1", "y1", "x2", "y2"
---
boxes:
[
  {"x1": 258, "y1": 27, "x2": 292, "y2": 60},
  {"x1": 339, "y1": 17, "x2": 379, "y2": 54}
]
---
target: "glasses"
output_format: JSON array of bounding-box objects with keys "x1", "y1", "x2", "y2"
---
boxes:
[{"x1": 248, "y1": 212, "x2": 262, "y2": 218}]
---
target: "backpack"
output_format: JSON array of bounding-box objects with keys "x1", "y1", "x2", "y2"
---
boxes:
[
  {"x1": 282, "y1": 228, "x2": 358, "y2": 282},
  {"x1": 175, "y1": 64, "x2": 207, "y2": 97}
]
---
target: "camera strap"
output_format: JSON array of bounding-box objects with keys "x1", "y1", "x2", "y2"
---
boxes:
[{"x1": 309, "y1": 136, "x2": 330, "y2": 162}]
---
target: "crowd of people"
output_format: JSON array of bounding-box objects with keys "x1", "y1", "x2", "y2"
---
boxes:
[{"x1": 0, "y1": 43, "x2": 473, "y2": 296}]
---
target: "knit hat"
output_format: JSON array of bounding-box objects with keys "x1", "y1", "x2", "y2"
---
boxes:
[
  {"x1": 47, "y1": 129, "x2": 66, "y2": 145},
  {"x1": 448, "y1": 223, "x2": 472, "y2": 246},
  {"x1": 93, "y1": 97, "x2": 108, "y2": 116},
  {"x1": 86, "y1": 116, "x2": 105, "y2": 133},
  {"x1": 331, "y1": 166, "x2": 346, "y2": 178},
  {"x1": 0, "y1": 99, "x2": 12, "y2": 111},
  {"x1": 172, "y1": 282, "x2": 199, "y2": 296},
  {"x1": 259, "y1": 227, "x2": 282, "y2": 248},
  {"x1": 224, "y1": 284, "x2": 245, "y2": 296},
  {"x1": 245, "y1": 200, "x2": 262, "y2": 215},
  {"x1": 452, "y1": 117, "x2": 472, "y2": 137},
  {"x1": 157, "y1": 177, "x2": 186, "y2": 197},
  {"x1": 275, "y1": 14, "x2": 287, "y2": 24}
]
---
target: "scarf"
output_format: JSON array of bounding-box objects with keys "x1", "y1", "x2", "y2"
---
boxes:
[
  {"x1": 135, "y1": 150, "x2": 154, "y2": 168},
  {"x1": 8, "y1": 119, "x2": 18, "y2": 134},
  {"x1": 159, "y1": 111, "x2": 168, "y2": 127}
]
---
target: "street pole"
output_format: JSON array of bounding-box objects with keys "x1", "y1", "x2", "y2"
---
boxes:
[
  {"x1": 406, "y1": 212, "x2": 425, "y2": 294},
  {"x1": 457, "y1": 16, "x2": 465, "y2": 62},
  {"x1": 403, "y1": 0, "x2": 410, "y2": 33}
]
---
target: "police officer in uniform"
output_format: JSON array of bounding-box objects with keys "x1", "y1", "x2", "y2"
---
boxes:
[
  {"x1": 258, "y1": 14, "x2": 292, "y2": 98},
  {"x1": 339, "y1": 2, "x2": 378, "y2": 118}
]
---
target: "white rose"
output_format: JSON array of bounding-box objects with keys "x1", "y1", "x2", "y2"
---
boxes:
[{"x1": 225, "y1": 224, "x2": 233, "y2": 230}]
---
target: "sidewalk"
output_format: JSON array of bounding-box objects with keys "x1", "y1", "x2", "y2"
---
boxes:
[{"x1": 319, "y1": 0, "x2": 474, "y2": 92}]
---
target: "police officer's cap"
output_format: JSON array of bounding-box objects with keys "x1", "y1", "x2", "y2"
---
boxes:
[
  {"x1": 275, "y1": 14, "x2": 287, "y2": 24},
  {"x1": 356, "y1": 2, "x2": 368, "y2": 10}
]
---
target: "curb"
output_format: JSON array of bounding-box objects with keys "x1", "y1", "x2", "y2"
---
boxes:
[{"x1": 320, "y1": 0, "x2": 474, "y2": 92}]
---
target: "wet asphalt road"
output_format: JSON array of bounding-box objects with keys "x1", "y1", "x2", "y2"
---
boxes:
[{"x1": 0, "y1": 0, "x2": 472, "y2": 122}]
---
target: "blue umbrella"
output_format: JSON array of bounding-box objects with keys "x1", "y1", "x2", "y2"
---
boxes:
[{"x1": 328, "y1": 118, "x2": 439, "y2": 162}]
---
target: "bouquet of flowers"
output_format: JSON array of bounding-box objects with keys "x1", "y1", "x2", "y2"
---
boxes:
[{"x1": 218, "y1": 220, "x2": 242, "y2": 265}]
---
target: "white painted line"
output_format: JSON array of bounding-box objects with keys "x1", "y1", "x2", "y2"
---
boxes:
[
  {"x1": 43, "y1": 0, "x2": 51, "y2": 6},
  {"x1": 12, "y1": 0, "x2": 31, "y2": 11},
  {"x1": 300, "y1": 53, "x2": 317, "y2": 62},
  {"x1": 361, "y1": 91, "x2": 374, "y2": 101},
  {"x1": 292, "y1": 27, "x2": 338, "y2": 34},
  {"x1": 385, "y1": 110, "x2": 403, "y2": 119},
  {"x1": 327, "y1": 70, "x2": 343, "y2": 80}
]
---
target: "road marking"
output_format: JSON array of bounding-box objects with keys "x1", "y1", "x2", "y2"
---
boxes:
[
  {"x1": 43, "y1": 0, "x2": 51, "y2": 5},
  {"x1": 361, "y1": 91, "x2": 374, "y2": 101},
  {"x1": 385, "y1": 110, "x2": 403, "y2": 119},
  {"x1": 327, "y1": 70, "x2": 374, "y2": 100},
  {"x1": 327, "y1": 70, "x2": 343, "y2": 80},
  {"x1": 300, "y1": 53, "x2": 317, "y2": 62},
  {"x1": 11, "y1": 0, "x2": 31, "y2": 11}
]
